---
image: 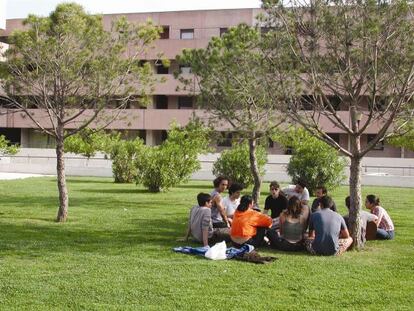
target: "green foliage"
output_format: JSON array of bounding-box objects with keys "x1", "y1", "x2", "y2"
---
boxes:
[
  {"x1": 135, "y1": 120, "x2": 211, "y2": 192},
  {"x1": 388, "y1": 120, "x2": 414, "y2": 151},
  {"x1": 64, "y1": 129, "x2": 144, "y2": 183},
  {"x1": 109, "y1": 137, "x2": 145, "y2": 183},
  {"x1": 0, "y1": 135, "x2": 19, "y2": 155},
  {"x1": 275, "y1": 128, "x2": 347, "y2": 194},
  {"x1": 213, "y1": 142, "x2": 267, "y2": 187},
  {"x1": 64, "y1": 129, "x2": 111, "y2": 158}
]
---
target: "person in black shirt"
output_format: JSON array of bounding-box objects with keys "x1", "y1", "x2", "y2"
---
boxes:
[
  {"x1": 263, "y1": 181, "x2": 288, "y2": 223},
  {"x1": 311, "y1": 186, "x2": 337, "y2": 213}
]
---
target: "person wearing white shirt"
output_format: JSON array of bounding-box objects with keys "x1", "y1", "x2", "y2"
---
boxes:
[
  {"x1": 222, "y1": 183, "x2": 244, "y2": 219},
  {"x1": 282, "y1": 179, "x2": 310, "y2": 206}
]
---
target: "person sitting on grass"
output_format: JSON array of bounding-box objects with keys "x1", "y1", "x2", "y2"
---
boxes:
[
  {"x1": 183, "y1": 193, "x2": 230, "y2": 247},
  {"x1": 365, "y1": 194, "x2": 395, "y2": 240},
  {"x1": 311, "y1": 185, "x2": 337, "y2": 213},
  {"x1": 271, "y1": 196, "x2": 309, "y2": 251},
  {"x1": 305, "y1": 196, "x2": 353, "y2": 256},
  {"x1": 222, "y1": 182, "x2": 244, "y2": 219},
  {"x1": 210, "y1": 176, "x2": 231, "y2": 228},
  {"x1": 343, "y1": 196, "x2": 378, "y2": 242},
  {"x1": 283, "y1": 179, "x2": 310, "y2": 206},
  {"x1": 263, "y1": 181, "x2": 288, "y2": 229},
  {"x1": 230, "y1": 195, "x2": 273, "y2": 248}
]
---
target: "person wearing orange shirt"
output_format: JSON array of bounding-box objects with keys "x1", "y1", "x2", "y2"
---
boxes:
[{"x1": 231, "y1": 195, "x2": 273, "y2": 248}]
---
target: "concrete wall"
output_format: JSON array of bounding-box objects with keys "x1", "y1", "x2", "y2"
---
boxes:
[{"x1": 1, "y1": 148, "x2": 413, "y2": 187}]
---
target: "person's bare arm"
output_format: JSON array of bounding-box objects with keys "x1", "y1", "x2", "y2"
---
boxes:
[
  {"x1": 202, "y1": 228, "x2": 209, "y2": 247},
  {"x1": 308, "y1": 230, "x2": 315, "y2": 239},
  {"x1": 339, "y1": 228, "x2": 350, "y2": 239},
  {"x1": 214, "y1": 196, "x2": 229, "y2": 226}
]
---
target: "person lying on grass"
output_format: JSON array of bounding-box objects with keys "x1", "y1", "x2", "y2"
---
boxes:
[
  {"x1": 365, "y1": 194, "x2": 395, "y2": 240},
  {"x1": 283, "y1": 179, "x2": 310, "y2": 206},
  {"x1": 305, "y1": 196, "x2": 353, "y2": 256},
  {"x1": 182, "y1": 193, "x2": 230, "y2": 247},
  {"x1": 230, "y1": 195, "x2": 273, "y2": 249},
  {"x1": 270, "y1": 196, "x2": 309, "y2": 252}
]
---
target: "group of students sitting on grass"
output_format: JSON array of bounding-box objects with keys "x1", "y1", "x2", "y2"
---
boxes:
[{"x1": 183, "y1": 176, "x2": 395, "y2": 256}]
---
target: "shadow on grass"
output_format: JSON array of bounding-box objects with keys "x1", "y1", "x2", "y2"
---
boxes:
[{"x1": 0, "y1": 216, "x2": 184, "y2": 257}]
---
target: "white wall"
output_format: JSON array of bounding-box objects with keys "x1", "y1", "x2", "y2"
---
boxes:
[{"x1": 0, "y1": 149, "x2": 414, "y2": 187}]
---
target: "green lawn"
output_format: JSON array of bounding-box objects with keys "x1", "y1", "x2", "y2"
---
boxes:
[{"x1": 0, "y1": 177, "x2": 413, "y2": 310}]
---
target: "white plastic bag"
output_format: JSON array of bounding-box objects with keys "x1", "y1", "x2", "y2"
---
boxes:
[{"x1": 205, "y1": 241, "x2": 227, "y2": 260}]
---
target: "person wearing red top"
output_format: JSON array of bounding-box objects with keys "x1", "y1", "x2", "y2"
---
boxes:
[{"x1": 231, "y1": 195, "x2": 273, "y2": 248}]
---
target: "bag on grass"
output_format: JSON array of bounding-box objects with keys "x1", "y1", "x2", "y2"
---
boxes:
[{"x1": 205, "y1": 241, "x2": 227, "y2": 260}]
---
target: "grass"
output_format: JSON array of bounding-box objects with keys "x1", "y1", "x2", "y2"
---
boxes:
[{"x1": 0, "y1": 177, "x2": 413, "y2": 310}]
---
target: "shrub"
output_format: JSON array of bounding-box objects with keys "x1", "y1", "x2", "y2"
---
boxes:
[
  {"x1": 64, "y1": 129, "x2": 144, "y2": 183},
  {"x1": 275, "y1": 128, "x2": 347, "y2": 194},
  {"x1": 109, "y1": 137, "x2": 145, "y2": 183},
  {"x1": 212, "y1": 142, "x2": 267, "y2": 187},
  {"x1": 0, "y1": 135, "x2": 19, "y2": 155},
  {"x1": 135, "y1": 120, "x2": 211, "y2": 192}
]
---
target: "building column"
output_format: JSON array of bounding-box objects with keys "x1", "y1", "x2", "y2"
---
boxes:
[
  {"x1": 145, "y1": 130, "x2": 155, "y2": 146},
  {"x1": 20, "y1": 128, "x2": 30, "y2": 148},
  {"x1": 401, "y1": 147, "x2": 405, "y2": 158}
]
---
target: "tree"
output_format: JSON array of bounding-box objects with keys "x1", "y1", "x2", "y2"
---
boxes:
[
  {"x1": 275, "y1": 128, "x2": 347, "y2": 194},
  {"x1": 212, "y1": 141, "x2": 267, "y2": 187},
  {"x1": 262, "y1": 0, "x2": 414, "y2": 248},
  {"x1": 178, "y1": 24, "x2": 292, "y2": 205},
  {"x1": 0, "y1": 3, "x2": 160, "y2": 222},
  {"x1": 135, "y1": 119, "x2": 212, "y2": 192}
]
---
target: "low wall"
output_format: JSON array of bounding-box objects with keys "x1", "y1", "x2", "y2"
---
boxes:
[{"x1": 0, "y1": 148, "x2": 413, "y2": 187}]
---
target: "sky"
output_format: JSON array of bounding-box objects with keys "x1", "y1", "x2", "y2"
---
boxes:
[{"x1": 5, "y1": 0, "x2": 262, "y2": 19}]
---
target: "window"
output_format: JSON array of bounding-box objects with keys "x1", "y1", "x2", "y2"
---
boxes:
[
  {"x1": 155, "y1": 95, "x2": 168, "y2": 109},
  {"x1": 155, "y1": 62, "x2": 169, "y2": 74},
  {"x1": 220, "y1": 28, "x2": 228, "y2": 37},
  {"x1": 285, "y1": 146, "x2": 294, "y2": 155},
  {"x1": 179, "y1": 65, "x2": 192, "y2": 74},
  {"x1": 327, "y1": 96, "x2": 341, "y2": 111},
  {"x1": 327, "y1": 133, "x2": 340, "y2": 145},
  {"x1": 217, "y1": 132, "x2": 233, "y2": 147},
  {"x1": 161, "y1": 130, "x2": 168, "y2": 142},
  {"x1": 0, "y1": 36, "x2": 8, "y2": 43},
  {"x1": 178, "y1": 96, "x2": 193, "y2": 109},
  {"x1": 300, "y1": 95, "x2": 314, "y2": 111},
  {"x1": 180, "y1": 29, "x2": 194, "y2": 40},
  {"x1": 160, "y1": 26, "x2": 170, "y2": 39},
  {"x1": 367, "y1": 134, "x2": 385, "y2": 151}
]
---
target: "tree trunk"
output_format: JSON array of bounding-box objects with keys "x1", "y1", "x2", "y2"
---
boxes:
[
  {"x1": 56, "y1": 134, "x2": 69, "y2": 222},
  {"x1": 248, "y1": 137, "x2": 262, "y2": 207},
  {"x1": 349, "y1": 155, "x2": 363, "y2": 249}
]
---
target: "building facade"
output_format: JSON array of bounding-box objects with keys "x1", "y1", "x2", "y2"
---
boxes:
[{"x1": 0, "y1": 8, "x2": 413, "y2": 158}]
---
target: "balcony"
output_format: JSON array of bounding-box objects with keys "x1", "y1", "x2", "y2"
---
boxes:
[{"x1": 0, "y1": 108, "x2": 386, "y2": 134}]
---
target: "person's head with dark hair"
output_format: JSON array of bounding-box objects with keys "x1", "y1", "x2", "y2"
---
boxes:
[
  {"x1": 269, "y1": 181, "x2": 282, "y2": 198},
  {"x1": 345, "y1": 196, "x2": 351, "y2": 210},
  {"x1": 197, "y1": 193, "x2": 212, "y2": 207},
  {"x1": 365, "y1": 194, "x2": 380, "y2": 210},
  {"x1": 315, "y1": 186, "x2": 327, "y2": 198},
  {"x1": 237, "y1": 195, "x2": 253, "y2": 212},
  {"x1": 319, "y1": 195, "x2": 333, "y2": 209},
  {"x1": 228, "y1": 182, "x2": 243, "y2": 198},
  {"x1": 295, "y1": 179, "x2": 307, "y2": 194},
  {"x1": 213, "y1": 176, "x2": 229, "y2": 193},
  {"x1": 285, "y1": 196, "x2": 302, "y2": 218}
]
